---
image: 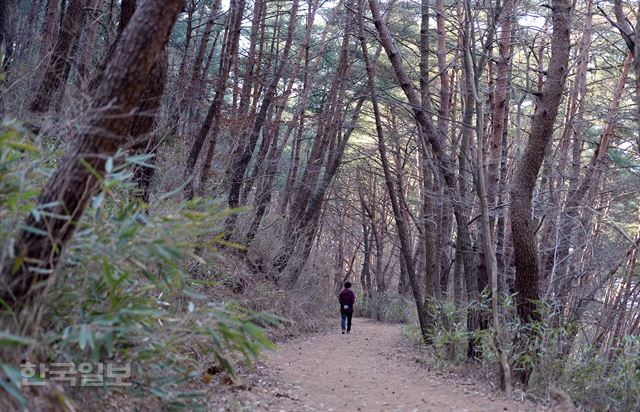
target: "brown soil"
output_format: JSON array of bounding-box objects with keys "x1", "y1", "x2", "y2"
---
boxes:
[{"x1": 220, "y1": 318, "x2": 543, "y2": 411}]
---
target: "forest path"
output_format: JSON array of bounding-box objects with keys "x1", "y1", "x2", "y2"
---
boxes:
[{"x1": 255, "y1": 318, "x2": 539, "y2": 412}]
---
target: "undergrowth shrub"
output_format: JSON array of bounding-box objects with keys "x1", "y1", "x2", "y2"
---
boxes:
[
  {"x1": 0, "y1": 121, "x2": 282, "y2": 409},
  {"x1": 398, "y1": 287, "x2": 640, "y2": 411},
  {"x1": 361, "y1": 291, "x2": 416, "y2": 324},
  {"x1": 527, "y1": 320, "x2": 640, "y2": 411}
]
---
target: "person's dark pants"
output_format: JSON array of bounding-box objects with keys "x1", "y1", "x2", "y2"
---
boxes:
[{"x1": 341, "y1": 312, "x2": 352, "y2": 332}]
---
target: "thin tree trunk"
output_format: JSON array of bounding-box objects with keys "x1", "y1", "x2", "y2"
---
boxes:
[
  {"x1": 86, "y1": 0, "x2": 136, "y2": 93},
  {"x1": 221, "y1": 0, "x2": 299, "y2": 229},
  {"x1": 237, "y1": 0, "x2": 265, "y2": 118},
  {"x1": 462, "y1": 19, "x2": 512, "y2": 393},
  {"x1": 185, "y1": 0, "x2": 222, "y2": 115},
  {"x1": 182, "y1": 0, "x2": 245, "y2": 198},
  {"x1": 488, "y1": 0, "x2": 515, "y2": 212},
  {"x1": 554, "y1": 52, "x2": 632, "y2": 312},
  {"x1": 78, "y1": 0, "x2": 107, "y2": 83}
]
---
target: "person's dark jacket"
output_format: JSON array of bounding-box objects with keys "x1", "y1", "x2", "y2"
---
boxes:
[{"x1": 339, "y1": 288, "x2": 356, "y2": 314}]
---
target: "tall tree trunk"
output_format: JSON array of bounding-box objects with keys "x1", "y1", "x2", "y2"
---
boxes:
[
  {"x1": 488, "y1": 0, "x2": 515, "y2": 212},
  {"x1": 510, "y1": 0, "x2": 571, "y2": 324},
  {"x1": 419, "y1": 0, "x2": 440, "y2": 305},
  {"x1": 359, "y1": 187, "x2": 373, "y2": 304},
  {"x1": 462, "y1": 19, "x2": 512, "y2": 392},
  {"x1": 129, "y1": 49, "x2": 169, "y2": 202},
  {"x1": 541, "y1": 0, "x2": 592, "y2": 287},
  {"x1": 34, "y1": 0, "x2": 61, "y2": 89},
  {"x1": 458, "y1": 31, "x2": 482, "y2": 359},
  {"x1": 509, "y1": 0, "x2": 571, "y2": 384},
  {"x1": 358, "y1": 0, "x2": 433, "y2": 341},
  {"x1": 78, "y1": 0, "x2": 107, "y2": 83},
  {"x1": 30, "y1": 0, "x2": 85, "y2": 115}
]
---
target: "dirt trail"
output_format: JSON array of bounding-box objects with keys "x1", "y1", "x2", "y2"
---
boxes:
[{"x1": 253, "y1": 318, "x2": 540, "y2": 412}]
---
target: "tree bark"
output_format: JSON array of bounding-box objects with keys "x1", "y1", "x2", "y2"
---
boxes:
[
  {"x1": 509, "y1": 0, "x2": 571, "y2": 325},
  {"x1": 488, "y1": 0, "x2": 515, "y2": 210},
  {"x1": 34, "y1": 0, "x2": 61, "y2": 89},
  {"x1": 78, "y1": 0, "x2": 107, "y2": 83},
  {"x1": 30, "y1": 0, "x2": 86, "y2": 114}
]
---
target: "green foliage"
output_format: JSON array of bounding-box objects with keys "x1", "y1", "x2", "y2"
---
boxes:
[
  {"x1": 608, "y1": 147, "x2": 640, "y2": 175},
  {"x1": 428, "y1": 299, "x2": 481, "y2": 363},
  {"x1": 0, "y1": 121, "x2": 281, "y2": 409}
]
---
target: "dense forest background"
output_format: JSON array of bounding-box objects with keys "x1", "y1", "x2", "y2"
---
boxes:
[{"x1": 1, "y1": 0, "x2": 639, "y2": 409}]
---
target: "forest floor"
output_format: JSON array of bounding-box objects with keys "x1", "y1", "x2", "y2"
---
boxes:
[{"x1": 208, "y1": 318, "x2": 544, "y2": 411}]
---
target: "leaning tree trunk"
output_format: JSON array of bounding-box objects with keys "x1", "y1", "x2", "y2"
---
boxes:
[
  {"x1": 358, "y1": 0, "x2": 433, "y2": 341},
  {"x1": 612, "y1": 0, "x2": 640, "y2": 152},
  {"x1": 0, "y1": 0, "x2": 185, "y2": 306}
]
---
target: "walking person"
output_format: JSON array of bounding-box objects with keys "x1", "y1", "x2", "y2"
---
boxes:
[{"x1": 339, "y1": 281, "x2": 356, "y2": 334}]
